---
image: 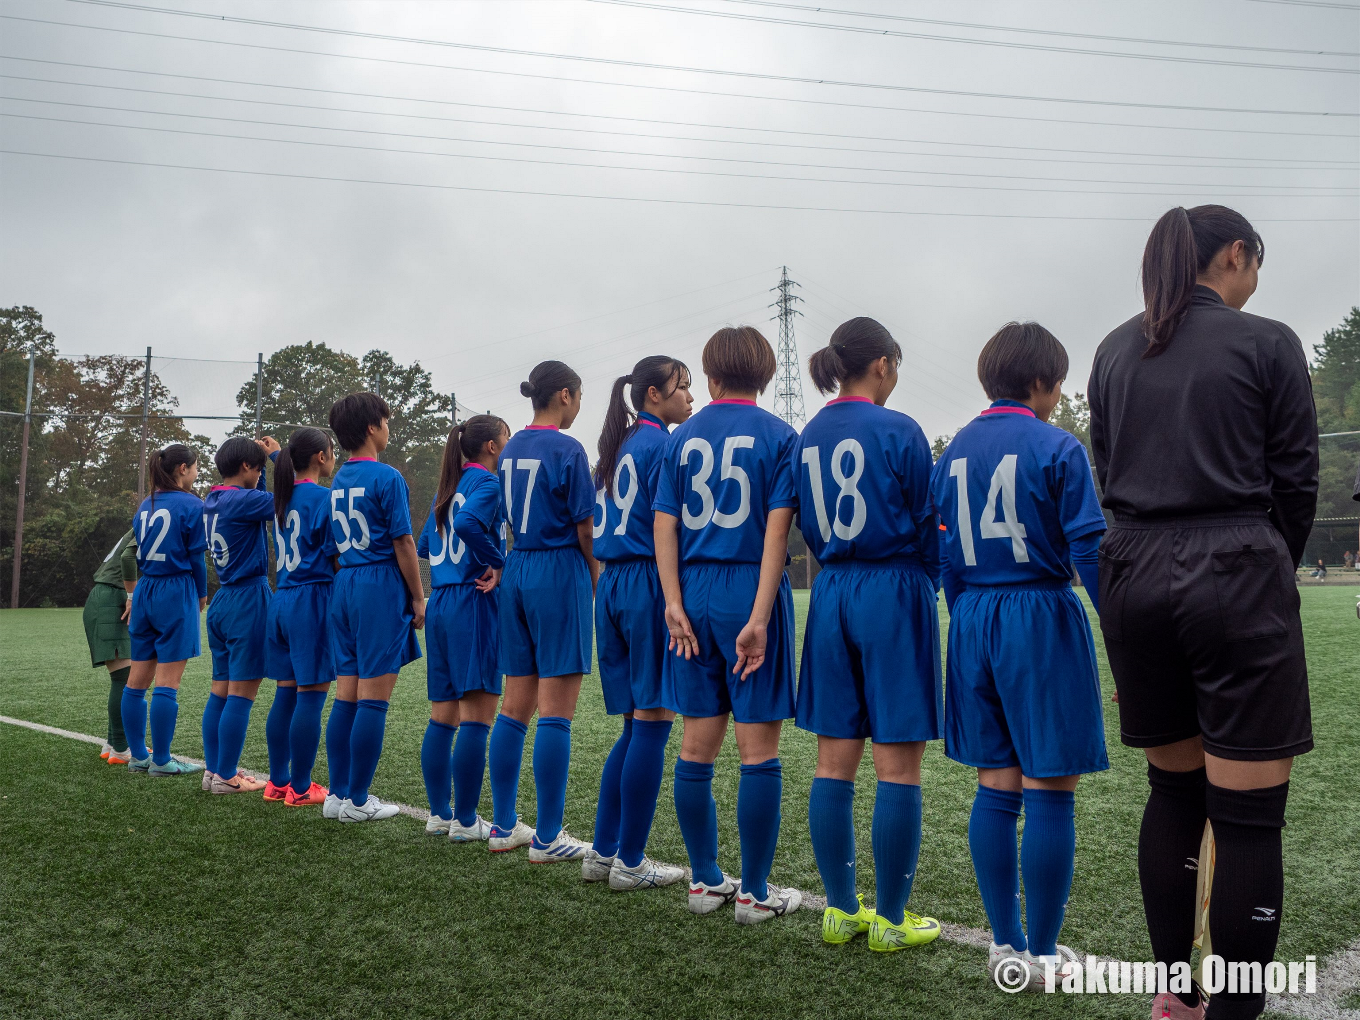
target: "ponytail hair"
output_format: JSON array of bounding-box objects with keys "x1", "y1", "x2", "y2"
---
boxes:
[
  {"x1": 595, "y1": 355, "x2": 689, "y2": 494},
  {"x1": 434, "y1": 414, "x2": 509, "y2": 535},
  {"x1": 519, "y1": 360, "x2": 582, "y2": 410},
  {"x1": 274, "y1": 427, "x2": 333, "y2": 527},
  {"x1": 808, "y1": 317, "x2": 902, "y2": 395},
  {"x1": 1141, "y1": 204, "x2": 1264, "y2": 358},
  {"x1": 148, "y1": 443, "x2": 197, "y2": 507}
]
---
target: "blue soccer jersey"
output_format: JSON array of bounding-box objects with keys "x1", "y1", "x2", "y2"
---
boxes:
[
  {"x1": 203, "y1": 474, "x2": 274, "y2": 586},
  {"x1": 328, "y1": 456, "x2": 414, "y2": 567},
  {"x1": 929, "y1": 401, "x2": 1106, "y2": 587},
  {"x1": 498, "y1": 426, "x2": 595, "y2": 550},
  {"x1": 794, "y1": 396, "x2": 940, "y2": 573},
  {"x1": 134, "y1": 488, "x2": 208, "y2": 584},
  {"x1": 417, "y1": 464, "x2": 507, "y2": 587},
  {"x1": 653, "y1": 400, "x2": 798, "y2": 565},
  {"x1": 592, "y1": 412, "x2": 670, "y2": 562},
  {"x1": 275, "y1": 480, "x2": 338, "y2": 588}
]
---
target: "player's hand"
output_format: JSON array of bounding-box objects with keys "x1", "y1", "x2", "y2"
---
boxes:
[
  {"x1": 257, "y1": 435, "x2": 281, "y2": 455},
  {"x1": 199, "y1": 596, "x2": 208, "y2": 613},
  {"x1": 411, "y1": 597, "x2": 426, "y2": 630},
  {"x1": 665, "y1": 602, "x2": 698, "y2": 660},
  {"x1": 733, "y1": 620, "x2": 767, "y2": 681},
  {"x1": 475, "y1": 567, "x2": 502, "y2": 593},
  {"x1": 1111, "y1": 690, "x2": 1120, "y2": 703},
  {"x1": 120, "y1": 599, "x2": 132, "y2": 622}
]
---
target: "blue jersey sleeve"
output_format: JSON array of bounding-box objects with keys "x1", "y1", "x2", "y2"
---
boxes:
[
  {"x1": 190, "y1": 551, "x2": 207, "y2": 598},
  {"x1": 239, "y1": 488, "x2": 276, "y2": 522},
  {"x1": 1056, "y1": 441, "x2": 1106, "y2": 542},
  {"x1": 182, "y1": 499, "x2": 208, "y2": 556},
  {"x1": 453, "y1": 509, "x2": 506, "y2": 569},
  {"x1": 416, "y1": 510, "x2": 432, "y2": 560},
  {"x1": 653, "y1": 433, "x2": 682, "y2": 518},
  {"x1": 768, "y1": 429, "x2": 799, "y2": 511},
  {"x1": 1071, "y1": 530, "x2": 1101, "y2": 614},
  {"x1": 904, "y1": 429, "x2": 941, "y2": 587},
  {"x1": 387, "y1": 470, "x2": 413, "y2": 539},
  {"x1": 317, "y1": 495, "x2": 338, "y2": 558},
  {"x1": 563, "y1": 447, "x2": 595, "y2": 524}
]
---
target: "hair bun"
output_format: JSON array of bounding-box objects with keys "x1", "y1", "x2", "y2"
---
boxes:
[
  {"x1": 519, "y1": 381, "x2": 535, "y2": 398},
  {"x1": 624, "y1": 374, "x2": 634, "y2": 384}
]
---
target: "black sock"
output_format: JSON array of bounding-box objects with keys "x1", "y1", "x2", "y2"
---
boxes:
[
  {"x1": 1204, "y1": 781, "x2": 1288, "y2": 1020},
  {"x1": 107, "y1": 666, "x2": 130, "y2": 752},
  {"x1": 1138, "y1": 764, "x2": 1207, "y2": 1009}
]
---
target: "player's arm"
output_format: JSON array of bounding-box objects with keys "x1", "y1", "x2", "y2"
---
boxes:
[
  {"x1": 393, "y1": 533, "x2": 426, "y2": 629},
  {"x1": 575, "y1": 517, "x2": 601, "y2": 593},
  {"x1": 734, "y1": 506, "x2": 794, "y2": 681},
  {"x1": 655, "y1": 510, "x2": 697, "y2": 659}
]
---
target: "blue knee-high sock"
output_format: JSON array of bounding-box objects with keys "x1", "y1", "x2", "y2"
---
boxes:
[
  {"x1": 325, "y1": 699, "x2": 358, "y2": 801},
  {"x1": 591, "y1": 717, "x2": 633, "y2": 857},
  {"x1": 265, "y1": 685, "x2": 298, "y2": 786},
  {"x1": 488, "y1": 714, "x2": 528, "y2": 831},
  {"x1": 617, "y1": 719, "x2": 673, "y2": 868},
  {"x1": 121, "y1": 687, "x2": 148, "y2": 761},
  {"x1": 873, "y1": 781, "x2": 924, "y2": 926},
  {"x1": 1021, "y1": 788, "x2": 1077, "y2": 958},
  {"x1": 737, "y1": 758, "x2": 783, "y2": 902},
  {"x1": 452, "y1": 721, "x2": 490, "y2": 827},
  {"x1": 149, "y1": 687, "x2": 180, "y2": 767},
  {"x1": 809, "y1": 777, "x2": 858, "y2": 914},
  {"x1": 201, "y1": 692, "x2": 226, "y2": 776},
  {"x1": 532, "y1": 716, "x2": 572, "y2": 844},
  {"x1": 215, "y1": 694, "x2": 254, "y2": 778},
  {"x1": 421, "y1": 719, "x2": 457, "y2": 820},
  {"x1": 347, "y1": 699, "x2": 389, "y2": 805},
  {"x1": 289, "y1": 691, "x2": 327, "y2": 795},
  {"x1": 969, "y1": 785, "x2": 1026, "y2": 950},
  {"x1": 674, "y1": 758, "x2": 722, "y2": 887}
]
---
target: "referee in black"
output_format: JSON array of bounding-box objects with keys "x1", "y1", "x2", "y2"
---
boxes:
[{"x1": 1088, "y1": 205, "x2": 1317, "y2": 1020}]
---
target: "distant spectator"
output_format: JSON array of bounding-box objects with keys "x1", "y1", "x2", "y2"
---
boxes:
[
  {"x1": 1344, "y1": 551, "x2": 1354, "y2": 572},
  {"x1": 1310, "y1": 558, "x2": 1327, "y2": 580}
]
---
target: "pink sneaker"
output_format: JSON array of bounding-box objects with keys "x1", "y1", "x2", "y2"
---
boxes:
[{"x1": 1151, "y1": 992, "x2": 1205, "y2": 1020}]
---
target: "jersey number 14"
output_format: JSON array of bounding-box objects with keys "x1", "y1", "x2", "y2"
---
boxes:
[{"x1": 947, "y1": 456, "x2": 1029, "y2": 564}]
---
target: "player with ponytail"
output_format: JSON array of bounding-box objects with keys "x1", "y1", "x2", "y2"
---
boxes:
[
  {"x1": 582, "y1": 355, "x2": 693, "y2": 890},
  {"x1": 417, "y1": 414, "x2": 510, "y2": 842}
]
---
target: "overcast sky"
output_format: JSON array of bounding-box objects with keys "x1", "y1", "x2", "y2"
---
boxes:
[{"x1": 3, "y1": 0, "x2": 1357, "y2": 449}]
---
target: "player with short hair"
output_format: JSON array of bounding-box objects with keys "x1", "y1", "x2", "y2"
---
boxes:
[
  {"x1": 324, "y1": 392, "x2": 425, "y2": 823},
  {"x1": 123, "y1": 443, "x2": 209, "y2": 777},
  {"x1": 487, "y1": 361, "x2": 599, "y2": 859},
  {"x1": 264, "y1": 426, "x2": 339, "y2": 808},
  {"x1": 655, "y1": 325, "x2": 802, "y2": 924},
  {"x1": 418, "y1": 414, "x2": 510, "y2": 843},
  {"x1": 584, "y1": 354, "x2": 694, "y2": 891},
  {"x1": 202, "y1": 434, "x2": 281, "y2": 795},
  {"x1": 795, "y1": 317, "x2": 943, "y2": 951},
  {"x1": 83, "y1": 528, "x2": 138, "y2": 766},
  {"x1": 930, "y1": 322, "x2": 1108, "y2": 985}
]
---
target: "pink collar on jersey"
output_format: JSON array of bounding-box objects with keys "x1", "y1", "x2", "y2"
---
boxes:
[
  {"x1": 295, "y1": 479, "x2": 317, "y2": 486},
  {"x1": 980, "y1": 403, "x2": 1036, "y2": 418},
  {"x1": 827, "y1": 395, "x2": 873, "y2": 405},
  {"x1": 464, "y1": 462, "x2": 492, "y2": 473},
  {"x1": 209, "y1": 484, "x2": 241, "y2": 491},
  {"x1": 346, "y1": 456, "x2": 377, "y2": 462},
  {"x1": 523, "y1": 424, "x2": 559, "y2": 430},
  {"x1": 637, "y1": 412, "x2": 665, "y2": 430},
  {"x1": 709, "y1": 398, "x2": 756, "y2": 406}
]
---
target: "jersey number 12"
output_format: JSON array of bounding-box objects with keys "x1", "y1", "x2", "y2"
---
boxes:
[{"x1": 947, "y1": 456, "x2": 1029, "y2": 564}]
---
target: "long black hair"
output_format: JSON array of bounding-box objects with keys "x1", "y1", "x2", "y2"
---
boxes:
[
  {"x1": 595, "y1": 355, "x2": 688, "y2": 495},
  {"x1": 274, "y1": 427, "x2": 333, "y2": 527},
  {"x1": 1141, "y1": 204, "x2": 1264, "y2": 358},
  {"x1": 148, "y1": 443, "x2": 198, "y2": 508},
  {"x1": 807, "y1": 317, "x2": 902, "y2": 395},
  {"x1": 520, "y1": 361, "x2": 582, "y2": 410},
  {"x1": 434, "y1": 414, "x2": 509, "y2": 535}
]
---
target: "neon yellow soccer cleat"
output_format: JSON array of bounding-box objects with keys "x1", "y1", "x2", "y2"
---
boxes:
[
  {"x1": 822, "y1": 893, "x2": 874, "y2": 944},
  {"x1": 868, "y1": 910, "x2": 941, "y2": 952}
]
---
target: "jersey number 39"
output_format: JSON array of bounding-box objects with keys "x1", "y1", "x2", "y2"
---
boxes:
[{"x1": 947, "y1": 456, "x2": 1029, "y2": 564}]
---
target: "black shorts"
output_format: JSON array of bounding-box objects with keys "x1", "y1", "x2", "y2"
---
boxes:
[{"x1": 1099, "y1": 513, "x2": 1312, "y2": 762}]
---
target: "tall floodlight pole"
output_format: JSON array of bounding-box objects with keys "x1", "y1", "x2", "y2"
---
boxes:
[
  {"x1": 10, "y1": 350, "x2": 35, "y2": 609},
  {"x1": 254, "y1": 352, "x2": 264, "y2": 438},
  {"x1": 770, "y1": 266, "x2": 805, "y2": 428},
  {"x1": 136, "y1": 347, "x2": 151, "y2": 501}
]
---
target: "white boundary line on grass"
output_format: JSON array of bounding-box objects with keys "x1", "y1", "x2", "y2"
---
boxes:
[{"x1": 3, "y1": 713, "x2": 1354, "y2": 1017}]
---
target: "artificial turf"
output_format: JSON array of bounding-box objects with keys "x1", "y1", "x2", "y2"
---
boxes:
[{"x1": 0, "y1": 588, "x2": 1356, "y2": 1019}]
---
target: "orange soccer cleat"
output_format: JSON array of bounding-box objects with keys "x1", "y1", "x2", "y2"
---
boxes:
[
  {"x1": 262, "y1": 780, "x2": 289, "y2": 802},
  {"x1": 284, "y1": 782, "x2": 329, "y2": 807}
]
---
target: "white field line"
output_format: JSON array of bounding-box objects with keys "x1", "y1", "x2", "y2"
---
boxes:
[{"x1": 2, "y1": 713, "x2": 1353, "y2": 1016}]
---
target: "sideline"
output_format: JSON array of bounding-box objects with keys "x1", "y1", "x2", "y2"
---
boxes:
[{"x1": 2, "y1": 713, "x2": 1353, "y2": 1017}]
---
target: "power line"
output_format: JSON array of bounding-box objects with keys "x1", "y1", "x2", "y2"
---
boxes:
[
  {"x1": 7, "y1": 149, "x2": 1356, "y2": 222},
  {"x1": 13, "y1": 11, "x2": 1356, "y2": 118},
  {"x1": 5, "y1": 27, "x2": 1353, "y2": 140},
  {"x1": 590, "y1": 0, "x2": 1360, "y2": 73},
  {"x1": 8, "y1": 71, "x2": 1354, "y2": 173},
  {"x1": 10, "y1": 109, "x2": 1355, "y2": 199}
]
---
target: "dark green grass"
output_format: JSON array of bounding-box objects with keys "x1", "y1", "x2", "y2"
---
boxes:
[{"x1": 1, "y1": 589, "x2": 1356, "y2": 1018}]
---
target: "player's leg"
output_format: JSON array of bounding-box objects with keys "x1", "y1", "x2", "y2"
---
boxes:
[
  {"x1": 122, "y1": 657, "x2": 156, "y2": 769},
  {"x1": 422, "y1": 699, "x2": 459, "y2": 833},
  {"x1": 528, "y1": 673, "x2": 588, "y2": 861},
  {"x1": 325, "y1": 675, "x2": 359, "y2": 818},
  {"x1": 868, "y1": 741, "x2": 936, "y2": 951},
  {"x1": 208, "y1": 584, "x2": 271, "y2": 791},
  {"x1": 263, "y1": 680, "x2": 298, "y2": 800},
  {"x1": 146, "y1": 658, "x2": 198, "y2": 775},
  {"x1": 339, "y1": 671, "x2": 399, "y2": 821},
  {"x1": 587, "y1": 570, "x2": 633, "y2": 877},
  {"x1": 286, "y1": 682, "x2": 331, "y2": 806},
  {"x1": 488, "y1": 674, "x2": 537, "y2": 850},
  {"x1": 674, "y1": 712, "x2": 736, "y2": 912},
  {"x1": 450, "y1": 689, "x2": 498, "y2": 840},
  {"x1": 210, "y1": 677, "x2": 265, "y2": 791},
  {"x1": 1018, "y1": 772, "x2": 1081, "y2": 976},
  {"x1": 810, "y1": 736, "x2": 870, "y2": 940},
  {"x1": 105, "y1": 660, "x2": 132, "y2": 764}
]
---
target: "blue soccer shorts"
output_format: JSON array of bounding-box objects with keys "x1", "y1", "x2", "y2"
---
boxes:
[
  {"x1": 595, "y1": 558, "x2": 668, "y2": 715},
  {"x1": 207, "y1": 577, "x2": 271, "y2": 682},
  {"x1": 129, "y1": 573, "x2": 201, "y2": 663},
  {"x1": 661, "y1": 563, "x2": 796, "y2": 724},
  {"x1": 498, "y1": 547, "x2": 593, "y2": 679},
  {"x1": 329, "y1": 562, "x2": 422, "y2": 680},
  {"x1": 945, "y1": 583, "x2": 1109, "y2": 778},
  {"x1": 266, "y1": 581, "x2": 335, "y2": 686},
  {"x1": 426, "y1": 583, "x2": 502, "y2": 701},
  {"x1": 796, "y1": 559, "x2": 943, "y2": 743}
]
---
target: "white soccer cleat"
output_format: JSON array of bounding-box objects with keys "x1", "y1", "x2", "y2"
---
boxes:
[
  {"x1": 988, "y1": 942, "x2": 1035, "y2": 992},
  {"x1": 528, "y1": 828, "x2": 590, "y2": 863},
  {"x1": 1028, "y1": 945, "x2": 1080, "y2": 993},
  {"x1": 201, "y1": 771, "x2": 216, "y2": 792},
  {"x1": 609, "y1": 856, "x2": 685, "y2": 892},
  {"x1": 425, "y1": 814, "x2": 452, "y2": 835},
  {"x1": 337, "y1": 795, "x2": 400, "y2": 823},
  {"x1": 488, "y1": 820, "x2": 535, "y2": 852},
  {"x1": 734, "y1": 883, "x2": 803, "y2": 925},
  {"x1": 581, "y1": 848, "x2": 616, "y2": 882},
  {"x1": 322, "y1": 793, "x2": 343, "y2": 820},
  {"x1": 449, "y1": 815, "x2": 492, "y2": 843},
  {"x1": 687, "y1": 872, "x2": 739, "y2": 915}
]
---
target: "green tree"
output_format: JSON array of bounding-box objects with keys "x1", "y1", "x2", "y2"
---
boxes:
[
  {"x1": 360, "y1": 350, "x2": 452, "y2": 525},
  {"x1": 1309, "y1": 308, "x2": 1360, "y2": 524},
  {"x1": 234, "y1": 342, "x2": 365, "y2": 441},
  {"x1": 1051, "y1": 392, "x2": 1094, "y2": 466}
]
